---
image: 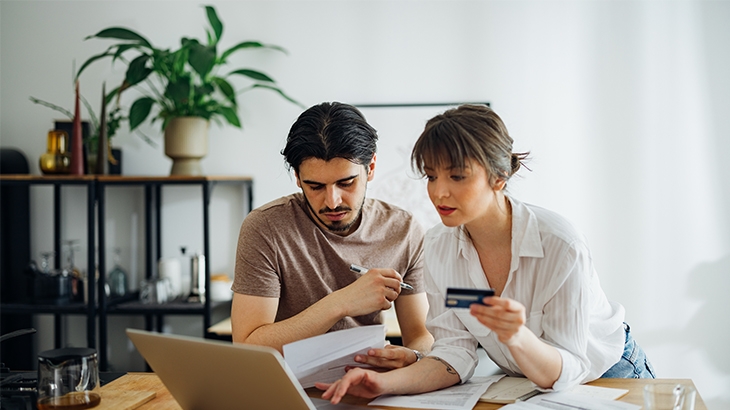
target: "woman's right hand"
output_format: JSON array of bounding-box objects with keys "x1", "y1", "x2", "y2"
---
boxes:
[{"x1": 315, "y1": 367, "x2": 387, "y2": 404}]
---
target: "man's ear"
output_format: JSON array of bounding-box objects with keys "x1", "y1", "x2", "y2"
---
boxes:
[
  {"x1": 367, "y1": 154, "x2": 376, "y2": 182},
  {"x1": 295, "y1": 172, "x2": 301, "y2": 188}
]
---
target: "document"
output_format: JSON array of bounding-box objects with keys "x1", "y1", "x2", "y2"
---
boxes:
[
  {"x1": 501, "y1": 391, "x2": 641, "y2": 410},
  {"x1": 368, "y1": 375, "x2": 502, "y2": 410},
  {"x1": 480, "y1": 376, "x2": 629, "y2": 404},
  {"x1": 283, "y1": 325, "x2": 386, "y2": 388}
]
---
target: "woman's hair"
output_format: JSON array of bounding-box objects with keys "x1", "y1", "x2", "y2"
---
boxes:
[
  {"x1": 411, "y1": 104, "x2": 529, "y2": 186},
  {"x1": 281, "y1": 102, "x2": 378, "y2": 173}
]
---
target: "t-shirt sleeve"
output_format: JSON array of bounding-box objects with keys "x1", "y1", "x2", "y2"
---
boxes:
[
  {"x1": 231, "y1": 209, "x2": 282, "y2": 298},
  {"x1": 401, "y1": 217, "x2": 426, "y2": 295}
]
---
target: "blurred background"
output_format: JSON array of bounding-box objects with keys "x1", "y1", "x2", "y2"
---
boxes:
[{"x1": 1, "y1": 1, "x2": 728, "y2": 407}]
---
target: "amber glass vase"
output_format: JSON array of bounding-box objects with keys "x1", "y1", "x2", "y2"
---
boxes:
[{"x1": 39, "y1": 130, "x2": 71, "y2": 174}]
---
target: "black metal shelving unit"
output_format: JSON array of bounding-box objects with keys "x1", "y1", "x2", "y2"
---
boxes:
[
  {"x1": 0, "y1": 175, "x2": 97, "y2": 350},
  {"x1": 95, "y1": 176, "x2": 253, "y2": 370},
  {"x1": 0, "y1": 175, "x2": 253, "y2": 371}
]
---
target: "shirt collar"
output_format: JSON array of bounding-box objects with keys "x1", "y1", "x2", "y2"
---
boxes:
[
  {"x1": 508, "y1": 195, "x2": 544, "y2": 258},
  {"x1": 453, "y1": 195, "x2": 544, "y2": 261}
]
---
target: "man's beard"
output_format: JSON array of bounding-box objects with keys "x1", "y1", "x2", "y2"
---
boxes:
[{"x1": 302, "y1": 194, "x2": 366, "y2": 234}]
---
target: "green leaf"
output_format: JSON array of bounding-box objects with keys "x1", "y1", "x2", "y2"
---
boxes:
[
  {"x1": 129, "y1": 97, "x2": 155, "y2": 130},
  {"x1": 29, "y1": 97, "x2": 74, "y2": 119},
  {"x1": 228, "y1": 68, "x2": 275, "y2": 83},
  {"x1": 105, "y1": 86, "x2": 121, "y2": 105},
  {"x1": 76, "y1": 50, "x2": 114, "y2": 79},
  {"x1": 205, "y1": 6, "x2": 223, "y2": 44},
  {"x1": 245, "y1": 84, "x2": 305, "y2": 109},
  {"x1": 194, "y1": 83, "x2": 215, "y2": 97},
  {"x1": 221, "y1": 41, "x2": 287, "y2": 62},
  {"x1": 165, "y1": 77, "x2": 191, "y2": 107},
  {"x1": 188, "y1": 42, "x2": 217, "y2": 78},
  {"x1": 86, "y1": 27, "x2": 152, "y2": 49},
  {"x1": 211, "y1": 77, "x2": 236, "y2": 105},
  {"x1": 112, "y1": 44, "x2": 141, "y2": 62},
  {"x1": 125, "y1": 54, "x2": 152, "y2": 86},
  {"x1": 218, "y1": 105, "x2": 241, "y2": 128}
]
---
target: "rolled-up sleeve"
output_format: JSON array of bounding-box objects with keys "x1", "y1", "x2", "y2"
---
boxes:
[{"x1": 424, "y1": 267, "x2": 479, "y2": 383}]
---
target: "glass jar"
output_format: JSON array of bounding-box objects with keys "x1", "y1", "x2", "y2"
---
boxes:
[
  {"x1": 108, "y1": 248, "x2": 128, "y2": 298},
  {"x1": 39, "y1": 130, "x2": 71, "y2": 174}
]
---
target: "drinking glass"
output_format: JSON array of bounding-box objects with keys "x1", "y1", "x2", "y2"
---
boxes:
[{"x1": 644, "y1": 384, "x2": 695, "y2": 410}]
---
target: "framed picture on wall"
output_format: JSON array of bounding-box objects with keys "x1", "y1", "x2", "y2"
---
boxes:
[{"x1": 354, "y1": 102, "x2": 490, "y2": 230}]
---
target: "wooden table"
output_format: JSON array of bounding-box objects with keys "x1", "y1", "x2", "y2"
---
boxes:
[
  {"x1": 208, "y1": 308, "x2": 404, "y2": 339},
  {"x1": 100, "y1": 373, "x2": 707, "y2": 409}
]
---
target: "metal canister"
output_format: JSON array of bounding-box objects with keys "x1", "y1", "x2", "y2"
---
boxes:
[{"x1": 187, "y1": 253, "x2": 206, "y2": 303}]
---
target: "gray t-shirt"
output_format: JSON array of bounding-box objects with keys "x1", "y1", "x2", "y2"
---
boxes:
[{"x1": 233, "y1": 193, "x2": 425, "y2": 332}]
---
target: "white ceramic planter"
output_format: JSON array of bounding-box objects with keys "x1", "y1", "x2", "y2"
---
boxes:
[{"x1": 164, "y1": 117, "x2": 209, "y2": 176}]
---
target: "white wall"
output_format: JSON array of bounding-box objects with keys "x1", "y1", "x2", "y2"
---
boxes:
[{"x1": 1, "y1": 1, "x2": 729, "y2": 407}]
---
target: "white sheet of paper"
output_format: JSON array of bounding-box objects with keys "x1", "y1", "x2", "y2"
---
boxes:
[
  {"x1": 283, "y1": 325, "x2": 386, "y2": 388},
  {"x1": 367, "y1": 375, "x2": 502, "y2": 410},
  {"x1": 496, "y1": 391, "x2": 641, "y2": 410}
]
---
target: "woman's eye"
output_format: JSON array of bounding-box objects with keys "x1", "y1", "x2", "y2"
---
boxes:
[
  {"x1": 426, "y1": 175, "x2": 436, "y2": 182},
  {"x1": 451, "y1": 175, "x2": 465, "y2": 181}
]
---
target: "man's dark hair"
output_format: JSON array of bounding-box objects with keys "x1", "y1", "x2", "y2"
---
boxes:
[{"x1": 281, "y1": 102, "x2": 378, "y2": 173}]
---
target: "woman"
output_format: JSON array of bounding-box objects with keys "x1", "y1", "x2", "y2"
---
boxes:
[{"x1": 318, "y1": 104, "x2": 654, "y2": 404}]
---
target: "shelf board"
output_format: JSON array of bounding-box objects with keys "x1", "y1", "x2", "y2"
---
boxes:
[
  {"x1": 106, "y1": 299, "x2": 231, "y2": 315},
  {"x1": 1, "y1": 302, "x2": 89, "y2": 314}
]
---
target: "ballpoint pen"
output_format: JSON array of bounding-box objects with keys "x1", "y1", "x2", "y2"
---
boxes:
[{"x1": 349, "y1": 264, "x2": 415, "y2": 290}]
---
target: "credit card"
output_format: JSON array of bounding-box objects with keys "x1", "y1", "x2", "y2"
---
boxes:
[{"x1": 445, "y1": 287, "x2": 495, "y2": 308}]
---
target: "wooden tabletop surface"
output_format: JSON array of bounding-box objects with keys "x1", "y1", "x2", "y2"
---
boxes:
[{"x1": 100, "y1": 372, "x2": 707, "y2": 410}]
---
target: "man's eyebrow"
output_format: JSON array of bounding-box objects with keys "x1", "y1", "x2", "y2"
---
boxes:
[{"x1": 301, "y1": 174, "x2": 359, "y2": 185}]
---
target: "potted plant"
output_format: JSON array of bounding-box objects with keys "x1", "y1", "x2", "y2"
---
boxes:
[{"x1": 77, "y1": 5, "x2": 301, "y2": 175}]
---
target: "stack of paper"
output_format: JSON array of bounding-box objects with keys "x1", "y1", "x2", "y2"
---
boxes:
[
  {"x1": 282, "y1": 325, "x2": 386, "y2": 388},
  {"x1": 480, "y1": 376, "x2": 630, "y2": 404}
]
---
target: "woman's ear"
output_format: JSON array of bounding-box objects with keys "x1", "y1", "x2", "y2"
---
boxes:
[{"x1": 493, "y1": 176, "x2": 507, "y2": 191}]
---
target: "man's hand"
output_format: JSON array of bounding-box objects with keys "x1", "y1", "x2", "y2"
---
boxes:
[{"x1": 334, "y1": 268, "x2": 403, "y2": 317}]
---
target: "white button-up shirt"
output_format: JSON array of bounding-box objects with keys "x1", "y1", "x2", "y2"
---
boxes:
[{"x1": 424, "y1": 196, "x2": 625, "y2": 391}]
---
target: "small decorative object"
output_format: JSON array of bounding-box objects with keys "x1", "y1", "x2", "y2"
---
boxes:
[
  {"x1": 95, "y1": 83, "x2": 109, "y2": 175},
  {"x1": 30, "y1": 77, "x2": 129, "y2": 175},
  {"x1": 39, "y1": 130, "x2": 71, "y2": 174},
  {"x1": 69, "y1": 81, "x2": 84, "y2": 175},
  {"x1": 63, "y1": 240, "x2": 84, "y2": 302},
  {"x1": 77, "y1": 5, "x2": 302, "y2": 175},
  {"x1": 187, "y1": 253, "x2": 206, "y2": 303},
  {"x1": 108, "y1": 248, "x2": 128, "y2": 298}
]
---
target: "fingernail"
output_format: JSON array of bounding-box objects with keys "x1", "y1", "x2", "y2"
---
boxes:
[{"x1": 354, "y1": 355, "x2": 362, "y2": 362}]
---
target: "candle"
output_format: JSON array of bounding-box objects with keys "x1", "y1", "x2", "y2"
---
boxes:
[{"x1": 69, "y1": 80, "x2": 84, "y2": 175}]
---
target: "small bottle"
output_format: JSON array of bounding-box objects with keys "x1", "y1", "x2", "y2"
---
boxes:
[
  {"x1": 63, "y1": 240, "x2": 84, "y2": 302},
  {"x1": 108, "y1": 248, "x2": 128, "y2": 298}
]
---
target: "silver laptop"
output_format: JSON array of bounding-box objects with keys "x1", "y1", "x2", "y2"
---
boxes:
[{"x1": 126, "y1": 329, "x2": 365, "y2": 410}]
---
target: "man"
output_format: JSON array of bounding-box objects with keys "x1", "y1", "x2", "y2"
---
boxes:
[{"x1": 231, "y1": 102, "x2": 433, "y2": 368}]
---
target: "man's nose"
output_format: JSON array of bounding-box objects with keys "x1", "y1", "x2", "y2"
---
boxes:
[{"x1": 325, "y1": 186, "x2": 343, "y2": 209}]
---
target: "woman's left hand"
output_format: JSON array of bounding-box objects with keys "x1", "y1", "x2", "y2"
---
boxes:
[
  {"x1": 353, "y1": 345, "x2": 419, "y2": 369},
  {"x1": 470, "y1": 296, "x2": 526, "y2": 345}
]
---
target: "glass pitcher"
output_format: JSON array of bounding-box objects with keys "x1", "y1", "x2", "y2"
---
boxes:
[{"x1": 37, "y1": 347, "x2": 101, "y2": 409}]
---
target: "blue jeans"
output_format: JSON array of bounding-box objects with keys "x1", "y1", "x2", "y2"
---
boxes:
[{"x1": 600, "y1": 323, "x2": 656, "y2": 378}]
